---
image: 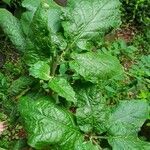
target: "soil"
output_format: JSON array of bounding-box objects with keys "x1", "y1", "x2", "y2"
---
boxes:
[
  {"x1": 116, "y1": 25, "x2": 137, "y2": 42},
  {"x1": 105, "y1": 25, "x2": 137, "y2": 43}
]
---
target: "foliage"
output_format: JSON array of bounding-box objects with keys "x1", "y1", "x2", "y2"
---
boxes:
[
  {"x1": 129, "y1": 55, "x2": 150, "y2": 101},
  {"x1": 121, "y1": 0, "x2": 150, "y2": 26},
  {"x1": 0, "y1": 0, "x2": 150, "y2": 149},
  {"x1": 2, "y1": 0, "x2": 11, "y2": 6}
]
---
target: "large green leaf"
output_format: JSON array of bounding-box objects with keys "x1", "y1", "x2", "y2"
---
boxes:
[
  {"x1": 21, "y1": 0, "x2": 41, "y2": 35},
  {"x1": 48, "y1": 77, "x2": 77, "y2": 103},
  {"x1": 70, "y1": 52, "x2": 123, "y2": 83},
  {"x1": 18, "y1": 95, "x2": 99, "y2": 150},
  {"x1": 108, "y1": 100, "x2": 149, "y2": 136},
  {"x1": 108, "y1": 100, "x2": 149, "y2": 150},
  {"x1": 21, "y1": 0, "x2": 61, "y2": 35},
  {"x1": 62, "y1": 0, "x2": 121, "y2": 46},
  {"x1": 76, "y1": 84, "x2": 110, "y2": 133},
  {"x1": 22, "y1": 1, "x2": 62, "y2": 65},
  {"x1": 109, "y1": 136, "x2": 150, "y2": 150},
  {"x1": 28, "y1": 2, "x2": 51, "y2": 56},
  {"x1": 29, "y1": 61, "x2": 50, "y2": 80},
  {"x1": 0, "y1": 9, "x2": 26, "y2": 52}
]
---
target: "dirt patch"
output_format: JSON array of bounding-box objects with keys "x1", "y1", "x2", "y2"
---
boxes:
[
  {"x1": 116, "y1": 25, "x2": 137, "y2": 43},
  {"x1": 105, "y1": 25, "x2": 137, "y2": 43}
]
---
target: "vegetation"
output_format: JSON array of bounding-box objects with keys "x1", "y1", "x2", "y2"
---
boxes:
[{"x1": 0, "y1": 0, "x2": 150, "y2": 149}]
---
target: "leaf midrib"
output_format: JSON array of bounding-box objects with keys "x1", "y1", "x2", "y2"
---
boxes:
[
  {"x1": 70, "y1": 0, "x2": 110, "y2": 46},
  {"x1": 26, "y1": 108, "x2": 80, "y2": 134}
]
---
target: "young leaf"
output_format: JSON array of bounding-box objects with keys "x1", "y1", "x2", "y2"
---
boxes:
[
  {"x1": 29, "y1": 61, "x2": 50, "y2": 80},
  {"x1": 70, "y1": 52, "x2": 123, "y2": 83},
  {"x1": 62, "y1": 0, "x2": 121, "y2": 45},
  {"x1": 18, "y1": 95, "x2": 99, "y2": 149},
  {"x1": 48, "y1": 77, "x2": 77, "y2": 103},
  {"x1": 76, "y1": 84, "x2": 110, "y2": 133},
  {"x1": 0, "y1": 9, "x2": 26, "y2": 52}
]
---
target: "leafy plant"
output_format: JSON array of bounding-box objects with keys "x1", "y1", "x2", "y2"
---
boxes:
[
  {"x1": 129, "y1": 55, "x2": 150, "y2": 101},
  {"x1": 2, "y1": 0, "x2": 11, "y2": 6},
  {"x1": 0, "y1": 0, "x2": 150, "y2": 149},
  {"x1": 121, "y1": 0, "x2": 150, "y2": 26}
]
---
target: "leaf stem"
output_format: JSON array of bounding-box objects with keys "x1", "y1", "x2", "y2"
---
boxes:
[
  {"x1": 92, "y1": 135, "x2": 109, "y2": 139},
  {"x1": 50, "y1": 53, "x2": 59, "y2": 76},
  {"x1": 15, "y1": 88, "x2": 30, "y2": 100}
]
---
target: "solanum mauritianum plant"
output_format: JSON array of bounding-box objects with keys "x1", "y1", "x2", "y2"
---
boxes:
[{"x1": 0, "y1": 0, "x2": 150, "y2": 149}]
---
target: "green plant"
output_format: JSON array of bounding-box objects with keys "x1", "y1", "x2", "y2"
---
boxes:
[
  {"x1": 0, "y1": 0, "x2": 150, "y2": 149},
  {"x1": 129, "y1": 55, "x2": 150, "y2": 101},
  {"x1": 121, "y1": 0, "x2": 150, "y2": 26}
]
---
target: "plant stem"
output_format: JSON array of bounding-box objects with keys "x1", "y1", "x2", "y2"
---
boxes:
[
  {"x1": 92, "y1": 135, "x2": 109, "y2": 139},
  {"x1": 51, "y1": 53, "x2": 59, "y2": 76},
  {"x1": 15, "y1": 88, "x2": 30, "y2": 100}
]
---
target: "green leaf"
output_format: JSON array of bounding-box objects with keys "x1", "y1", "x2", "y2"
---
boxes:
[
  {"x1": 23, "y1": 41, "x2": 50, "y2": 66},
  {"x1": 21, "y1": 0, "x2": 41, "y2": 35},
  {"x1": 8, "y1": 76, "x2": 33, "y2": 96},
  {"x1": 48, "y1": 77, "x2": 77, "y2": 103},
  {"x1": 0, "y1": 148, "x2": 6, "y2": 150},
  {"x1": 108, "y1": 100, "x2": 149, "y2": 150},
  {"x1": 18, "y1": 95, "x2": 99, "y2": 150},
  {"x1": 108, "y1": 100, "x2": 149, "y2": 136},
  {"x1": 21, "y1": 0, "x2": 63, "y2": 63},
  {"x1": 74, "y1": 137, "x2": 100, "y2": 150},
  {"x1": 22, "y1": 0, "x2": 54, "y2": 10},
  {"x1": 109, "y1": 136, "x2": 150, "y2": 150},
  {"x1": 29, "y1": 61, "x2": 50, "y2": 80},
  {"x1": 21, "y1": 0, "x2": 61, "y2": 35},
  {"x1": 70, "y1": 52, "x2": 123, "y2": 83},
  {"x1": 12, "y1": 139, "x2": 27, "y2": 150},
  {"x1": 75, "y1": 84, "x2": 110, "y2": 133},
  {"x1": 2, "y1": 0, "x2": 11, "y2": 5},
  {"x1": 47, "y1": 3, "x2": 62, "y2": 34},
  {"x1": 21, "y1": 12, "x2": 35, "y2": 36},
  {"x1": 0, "y1": 9, "x2": 26, "y2": 52},
  {"x1": 62, "y1": 0, "x2": 121, "y2": 45},
  {"x1": 28, "y1": 2, "x2": 51, "y2": 56}
]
